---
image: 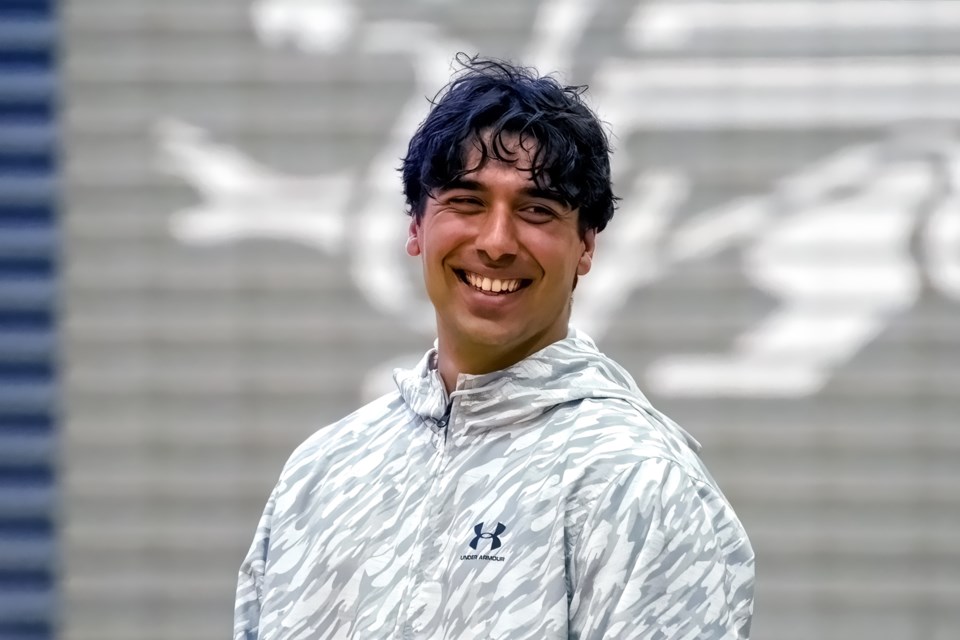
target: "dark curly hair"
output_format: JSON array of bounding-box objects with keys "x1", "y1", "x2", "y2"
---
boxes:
[{"x1": 401, "y1": 54, "x2": 618, "y2": 236}]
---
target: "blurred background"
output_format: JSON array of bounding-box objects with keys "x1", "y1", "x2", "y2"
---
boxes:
[{"x1": 1, "y1": 0, "x2": 959, "y2": 638}]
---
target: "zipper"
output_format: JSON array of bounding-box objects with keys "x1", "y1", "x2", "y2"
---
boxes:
[
  {"x1": 431, "y1": 403, "x2": 452, "y2": 465},
  {"x1": 398, "y1": 402, "x2": 454, "y2": 638}
]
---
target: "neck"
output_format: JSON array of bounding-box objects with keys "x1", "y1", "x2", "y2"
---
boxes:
[{"x1": 434, "y1": 326, "x2": 569, "y2": 394}]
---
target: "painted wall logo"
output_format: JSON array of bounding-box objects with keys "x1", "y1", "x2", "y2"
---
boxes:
[
  {"x1": 156, "y1": 0, "x2": 960, "y2": 398},
  {"x1": 461, "y1": 522, "x2": 507, "y2": 562}
]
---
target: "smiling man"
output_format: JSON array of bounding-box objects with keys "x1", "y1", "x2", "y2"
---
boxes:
[
  {"x1": 235, "y1": 57, "x2": 754, "y2": 640},
  {"x1": 408, "y1": 133, "x2": 596, "y2": 385}
]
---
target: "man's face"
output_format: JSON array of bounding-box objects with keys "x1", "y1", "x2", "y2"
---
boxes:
[{"x1": 406, "y1": 134, "x2": 596, "y2": 371}]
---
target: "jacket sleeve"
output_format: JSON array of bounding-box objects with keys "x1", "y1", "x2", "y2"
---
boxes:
[
  {"x1": 234, "y1": 490, "x2": 277, "y2": 640},
  {"x1": 569, "y1": 458, "x2": 755, "y2": 640},
  {"x1": 234, "y1": 566, "x2": 262, "y2": 640}
]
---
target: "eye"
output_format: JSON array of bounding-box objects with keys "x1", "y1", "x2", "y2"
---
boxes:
[
  {"x1": 446, "y1": 195, "x2": 484, "y2": 211},
  {"x1": 519, "y1": 203, "x2": 559, "y2": 223}
]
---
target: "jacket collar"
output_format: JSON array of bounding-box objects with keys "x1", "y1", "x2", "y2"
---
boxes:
[{"x1": 393, "y1": 328, "x2": 702, "y2": 451}]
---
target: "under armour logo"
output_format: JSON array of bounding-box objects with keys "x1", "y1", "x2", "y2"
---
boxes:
[{"x1": 469, "y1": 522, "x2": 506, "y2": 551}]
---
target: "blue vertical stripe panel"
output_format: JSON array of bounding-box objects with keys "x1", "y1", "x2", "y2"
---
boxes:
[
  {"x1": 0, "y1": 1, "x2": 58, "y2": 638},
  {"x1": 0, "y1": 1, "x2": 54, "y2": 19}
]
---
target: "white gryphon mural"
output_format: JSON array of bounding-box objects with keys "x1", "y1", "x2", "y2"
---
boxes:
[{"x1": 156, "y1": 0, "x2": 960, "y2": 399}]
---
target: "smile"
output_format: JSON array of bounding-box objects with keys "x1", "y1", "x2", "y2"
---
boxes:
[{"x1": 455, "y1": 269, "x2": 530, "y2": 294}]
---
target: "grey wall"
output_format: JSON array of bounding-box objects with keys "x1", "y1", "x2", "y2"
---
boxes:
[{"x1": 63, "y1": 1, "x2": 960, "y2": 639}]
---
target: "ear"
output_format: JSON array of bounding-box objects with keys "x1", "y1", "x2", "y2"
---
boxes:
[
  {"x1": 577, "y1": 229, "x2": 596, "y2": 276},
  {"x1": 406, "y1": 218, "x2": 421, "y2": 257}
]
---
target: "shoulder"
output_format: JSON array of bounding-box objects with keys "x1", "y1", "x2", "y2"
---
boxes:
[
  {"x1": 262, "y1": 390, "x2": 418, "y2": 522},
  {"x1": 278, "y1": 390, "x2": 410, "y2": 481},
  {"x1": 588, "y1": 457, "x2": 744, "y2": 540},
  {"x1": 553, "y1": 395, "x2": 747, "y2": 541},
  {"x1": 560, "y1": 396, "x2": 709, "y2": 484}
]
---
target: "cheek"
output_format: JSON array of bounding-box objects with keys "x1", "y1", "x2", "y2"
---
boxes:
[
  {"x1": 530, "y1": 237, "x2": 584, "y2": 279},
  {"x1": 421, "y1": 219, "x2": 458, "y2": 252}
]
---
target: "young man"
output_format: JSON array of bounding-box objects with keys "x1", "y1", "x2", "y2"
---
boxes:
[{"x1": 235, "y1": 57, "x2": 754, "y2": 639}]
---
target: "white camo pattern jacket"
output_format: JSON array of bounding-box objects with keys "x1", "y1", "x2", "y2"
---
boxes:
[{"x1": 235, "y1": 330, "x2": 755, "y2": 639}]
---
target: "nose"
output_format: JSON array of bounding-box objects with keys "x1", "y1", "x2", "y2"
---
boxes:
[{"x1": 476, "y1": 206, "x2": 518, "y2": 265}]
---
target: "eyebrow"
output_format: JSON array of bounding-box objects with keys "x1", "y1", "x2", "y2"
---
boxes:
[
  {"x1": 442, "y1": 178, "x2": 483, "y2": 192},
  {"x1": 441, "y1": 179, "x2": 569, "y2": 205}
]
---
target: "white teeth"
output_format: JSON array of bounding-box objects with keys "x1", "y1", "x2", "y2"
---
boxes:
[{"x1": 462, "y1": 271, "x2": 522, "y2": 294}]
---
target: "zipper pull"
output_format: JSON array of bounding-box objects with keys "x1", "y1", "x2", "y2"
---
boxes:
[{"x1": 436, "y1": 404, "x2": 452, "y2": 429}]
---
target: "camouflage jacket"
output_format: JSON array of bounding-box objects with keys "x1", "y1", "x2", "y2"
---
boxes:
[{"x1": 235, "y1": 329, "x2": 755, "y2": 639}]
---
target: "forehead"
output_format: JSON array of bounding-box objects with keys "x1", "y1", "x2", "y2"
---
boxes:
[
  {"x1": 459, "y1": 130, "x2": 541, "y2": 183},
  {"x1": 463, "y1": 130, "x2": 539, "y2": 171}
]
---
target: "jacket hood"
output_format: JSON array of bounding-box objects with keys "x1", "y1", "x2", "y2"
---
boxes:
[{"x1": 393, "y1": 328, "x2": 701, "y2": 452}]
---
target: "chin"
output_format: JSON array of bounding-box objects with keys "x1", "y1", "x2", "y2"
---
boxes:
[
  {"x1": 459, "y1": 318, "x2": 560, "y2": 358},
  {"x1": 461, "y1": 322, "x2": 525, "y2": 348}
]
